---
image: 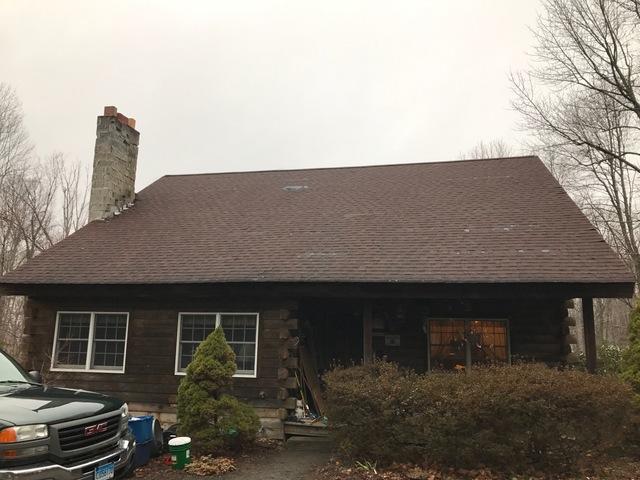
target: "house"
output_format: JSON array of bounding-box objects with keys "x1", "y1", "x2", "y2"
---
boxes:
[{"x1": 0, "y1": 107, "x2": 635, "y2": 439}]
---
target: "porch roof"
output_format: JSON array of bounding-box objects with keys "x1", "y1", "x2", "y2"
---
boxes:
[{"x1": 0, "y1": 156, "x2": 635, "y2": 296}]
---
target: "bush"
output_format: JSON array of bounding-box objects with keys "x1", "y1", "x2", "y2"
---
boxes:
[
  {"x1": 575, "y1": 343, "x2": 625, "y2": 375},
  {"x1": 324, "y1": 361, "x2": 639, "y2": 473},
  {"x1": 622, "y1": 303, "x2": 640, "y2": 404},
  {"x1": 177, "y1": 327, "x2": 260, "y2": 452}
]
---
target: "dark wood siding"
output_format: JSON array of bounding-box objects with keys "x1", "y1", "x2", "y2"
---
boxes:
[
  {"x1": 24, "y1": 296, "x2": 297, "y2": 408},
  {"x1": 23, "y1": 294, "x2": 570, "y2": 413},
  {"x1": 302, "y1": 298, "x2": 570, "y2": 374}
]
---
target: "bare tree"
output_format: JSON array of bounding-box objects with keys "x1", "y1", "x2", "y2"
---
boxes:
[
  {"x1": 512, "y1": 0, "x2": 640, "y2": 173},
  {"x1": 0, "y1": 83, "x2": 88, "y2": 359},
  {"x1": 0, "y1": 83, "x2": 31, "y2": 187},
  {"x1": 512, "y1": 0, "x2": 640, "y2": 347},
  {"x1": 57, "y1": 155, "x2": 89, "y2": 239},
  {"x1": 460, "y1": 139, "x2": 514, "y2": 160}
]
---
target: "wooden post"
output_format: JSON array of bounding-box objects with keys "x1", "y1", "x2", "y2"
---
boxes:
[
  {"x1": 363, "y1": 302, "x2": 373, "y2": 364},
  {"x1": 582, "y1": 297, "x2": 597, "y2": 374}
]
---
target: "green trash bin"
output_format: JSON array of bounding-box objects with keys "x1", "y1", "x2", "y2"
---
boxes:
[{"x1": 168, "y1": 436, "x2": 192, "y2": 470}]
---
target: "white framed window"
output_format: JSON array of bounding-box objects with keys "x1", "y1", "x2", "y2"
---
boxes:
[
  {"x1": 175, "y1": 312, "x2": 259, "y2": 378},
  {"x1": 51, "y1": 311, "x2": 129, "y2": 374}
]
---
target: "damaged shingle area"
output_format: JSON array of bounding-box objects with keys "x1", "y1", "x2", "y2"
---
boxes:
[
  {"x1": 282, "y1": 185, "x2": 308, "y2": 192},
  {"x1": 0, "y1": 156, "x2": 634, "y2": 285}
]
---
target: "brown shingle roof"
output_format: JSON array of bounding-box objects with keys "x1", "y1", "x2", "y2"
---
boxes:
[{"x1": 0, "y1": 156, "x2": 634, "y2": 286}]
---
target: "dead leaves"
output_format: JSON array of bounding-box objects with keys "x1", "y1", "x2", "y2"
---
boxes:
[
  {"x1": 184, "y1": 456, "x2": 236, "y2": 476},
  {"x1": 314, "y1": 458, "x2": 640, "y2": 480}
]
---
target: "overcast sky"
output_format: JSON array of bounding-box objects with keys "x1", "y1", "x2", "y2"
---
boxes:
[{"x1": 1, "y1": 1, "x2": 540, "y2": 189}]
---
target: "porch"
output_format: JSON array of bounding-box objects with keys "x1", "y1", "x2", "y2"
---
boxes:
[{"x1": 284, "y1": 293, "x2": 603, "y2": 432}]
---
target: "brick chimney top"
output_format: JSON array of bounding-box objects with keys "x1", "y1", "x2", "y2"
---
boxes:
[{"x1": 103, "y1": 106, "x2": 137, "y2": 130}]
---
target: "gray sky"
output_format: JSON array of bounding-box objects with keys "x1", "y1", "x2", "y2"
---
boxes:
[{"x1": 1, "y1": 0, "x2": 540, "y2": 189}]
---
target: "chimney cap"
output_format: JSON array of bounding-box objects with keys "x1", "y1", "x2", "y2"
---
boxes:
[{"x1": 102, "y1": 106, "x2": 137, "y2": 130}]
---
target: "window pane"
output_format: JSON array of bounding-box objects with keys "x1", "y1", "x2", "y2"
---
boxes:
[
  {"x1": 178, "y1": 314, "x2": 217, "y2": 371},
  {"x1": 220, "y1": 314, "x2": 258, "y2": 375},
  {"x1": 92, "y1": 314, "x2": 128, "y2": 370},
  {"x1": 469, "y1": 320, "x2": 508, "y2": 365},
  {"x1": 429, "y1": 319, "x2": 466, "y2": 371},
  {"x1": 54, "y1": 313, "x2": 91, "y2": 368}
]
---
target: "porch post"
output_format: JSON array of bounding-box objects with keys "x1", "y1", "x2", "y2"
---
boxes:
[
  {"x1": 363, "y1": 301, "x2": 373, "y2": 364},
  {"x1": 582, "y1": 297, "x2": 597, "y2": 374}
]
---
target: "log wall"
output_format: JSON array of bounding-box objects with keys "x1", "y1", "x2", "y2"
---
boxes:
[
  {"x1": 368, "y1": 298, "x2": 570, "y2": 371},
  {"x1": 24, "y1": 296, "x2": 298, "y2": 438},
  {"x1": 22, "y1": 294, "x2": 571, "y2": 438}
]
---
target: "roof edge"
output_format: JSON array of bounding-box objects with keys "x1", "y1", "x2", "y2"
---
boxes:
[
  {"x1": 1, "y1": 279, "x2": 633, "y2": 299},
  {"x1": 160, "y1": 155, "x2": 540, "y2": 179}
]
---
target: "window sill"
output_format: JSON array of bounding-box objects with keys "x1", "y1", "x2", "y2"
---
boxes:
[
  {"x1": 174, "y1": 371, "x2": 257, "y2": 379},
  {"x1": 50, "y1": 367, "x2": 126, "y2": 374}
]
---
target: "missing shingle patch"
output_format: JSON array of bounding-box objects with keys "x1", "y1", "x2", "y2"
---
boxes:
[{"x1": 282, "y1": 185, "x2": 308, "y2": 192}]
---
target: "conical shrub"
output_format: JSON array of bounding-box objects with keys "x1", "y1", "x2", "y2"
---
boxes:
[{"x1": 177, "y1": 327, "x2": 260, "y2": 452}]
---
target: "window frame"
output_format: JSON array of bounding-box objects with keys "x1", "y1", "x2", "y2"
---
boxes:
[
  {"x1": 174, "y1": 312, "x2": 260, "y2": 379},
  {"x1": 51, "y1": 311, "x2": 130, "y2": 374},
  {"x1": 426, "y1": 317, "x2": 511, "y2": 372}
]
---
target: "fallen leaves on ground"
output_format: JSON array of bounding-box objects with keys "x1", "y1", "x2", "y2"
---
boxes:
[
  {"x1": 133, "y1": 457, "x2": 171, "y2": 478},
  {"x1": 184, "y1": 455, "x2": 236, "y2": 476},
  {"x1": 252, "y1": 437, "x2": 283, "y2": 451},
  {"x1": 314, "y1": 458, "x2": 640, "y2": 480}
]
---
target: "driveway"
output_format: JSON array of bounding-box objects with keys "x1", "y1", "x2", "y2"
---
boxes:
[{"x1": 223, "y1": 437, "x2": 332, "y2": 480}]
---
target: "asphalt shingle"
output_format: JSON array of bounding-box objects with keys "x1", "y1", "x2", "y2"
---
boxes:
[{"x1": 0, "y1": 156, "x2": 634, "y2": 285}]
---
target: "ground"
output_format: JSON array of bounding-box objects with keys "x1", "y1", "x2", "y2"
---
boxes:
[
  {"x1": 133, "y1": 438, "x2": 640, "y2": 480},
  {"x1": 135, "y1": 437, "x2": 332, "y2": 480},
  {"x1": 314, "y1": 458, "x2": 640, "y2": 480}
]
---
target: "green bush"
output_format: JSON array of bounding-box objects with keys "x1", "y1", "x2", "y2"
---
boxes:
[
  {"x1": 177, "y1": 327, "x2": 260, "y2": 452},
  {"x1": 324, "y1": 361, "x2": 639, "y2": 473},
  {"x1": 574, "y1": 343, "x2": 625, "y2": 375},
  {"x1": 622, "y1": 303, "x2": 640, "y2": 404}
]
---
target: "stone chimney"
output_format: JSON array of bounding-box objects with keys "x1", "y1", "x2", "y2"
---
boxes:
[{"x1": 88, "y1": 106, "x2": 140, "y2": 222}]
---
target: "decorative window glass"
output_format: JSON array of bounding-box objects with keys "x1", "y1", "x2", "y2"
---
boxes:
[
  {"x1": 176, "y1": 313, "x2": 259, "y2": 377},
  {"x1": 428, "y1": 319, "x2": 509, "y2": 371},
  {"x1": 52, "y1": 312, "x2": 129, "y2": 373}
]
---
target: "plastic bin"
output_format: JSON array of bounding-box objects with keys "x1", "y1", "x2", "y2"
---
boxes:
[
  {"x1": 168, "y1": 437, "x2": 191, "y2": 470},
  {"x1": 128, "y1": 415, "x2": 154, "y2": 444},
  {"x1": 134, "y1": 439, "x2": 153, "y2": 467}
]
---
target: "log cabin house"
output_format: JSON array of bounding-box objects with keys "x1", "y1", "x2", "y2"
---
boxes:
[{"x1": 0, "y1": 107, "x2": 635, "y2": 439}]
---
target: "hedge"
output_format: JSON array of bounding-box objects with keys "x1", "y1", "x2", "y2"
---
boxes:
[{"x1": 324, "y1": 362, "x2": 639, "y2": 473}]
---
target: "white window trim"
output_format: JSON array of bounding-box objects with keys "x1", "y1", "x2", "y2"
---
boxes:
[
  {"x1": 174, "y1": 312, "x2": 259, "y2": 379},
  {"x1": 51, "y1": 311, "x2": 130, "y2": 374},
  {"x1": 426, "y1": 317, "x2": 511, "y2": 372}
]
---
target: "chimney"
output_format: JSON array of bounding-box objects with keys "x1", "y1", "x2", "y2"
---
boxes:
[{"x1": 88, "y1": 106, "x2": 140, "y2": 222}]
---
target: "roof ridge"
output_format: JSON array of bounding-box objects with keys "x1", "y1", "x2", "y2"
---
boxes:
[{"x1": 161, "y1": 155, "x2": 540, "y2": 179}]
